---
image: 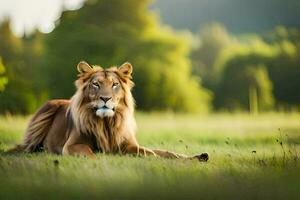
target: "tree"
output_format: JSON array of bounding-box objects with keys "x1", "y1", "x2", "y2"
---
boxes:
[
  {"x1": 215, "y1": 64, "x2": 274, "y2": 112},
  {"x1": 263, "y1": 27, "x2": 300, "y2": 109},
  {"x1": 0, "y1": 20, "x2": 45, "y2": 113},
  {"x1": 0, "y1": 57, "x2": 8, "y2": 91},
  {"x1": 43, "y1": 0, "x2": 211, "y2": 112},
  {"x1": 212, "y1": 32, "x2": 300, "y2": 111},
  {"x1": 191, "y1": 23, "x2": 232, "y2": 90}
]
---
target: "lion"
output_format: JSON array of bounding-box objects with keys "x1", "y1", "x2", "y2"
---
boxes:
[{"x1": 8, "y1": 61, "x2": 208, "y2": 161}]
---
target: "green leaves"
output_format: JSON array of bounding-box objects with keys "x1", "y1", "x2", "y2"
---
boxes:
[
  {"x1": 0, "y1": 57, "x2": 8, "y2": 92},
  {"x1": 43, "y1": 0, "x2": 211, "y2": 113}
]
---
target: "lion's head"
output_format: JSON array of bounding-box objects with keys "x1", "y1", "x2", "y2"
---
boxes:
[
  {"x1": 72, "y1": 61, "x2": 134, "y2": 119},
  {"x1": 69, "y1": 61, "x2": 136, "y2": 152}
]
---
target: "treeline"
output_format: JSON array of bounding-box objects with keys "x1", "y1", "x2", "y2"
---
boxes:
[
  {"x1": 0, "y1": 0, "x2": 299, "y2": 114},
  {"x1": 191, "y1": 24, "x2": 300, "y2": 112},
  {"x1": 0, "y1": 0, "x2": 210, "y2": 114}
]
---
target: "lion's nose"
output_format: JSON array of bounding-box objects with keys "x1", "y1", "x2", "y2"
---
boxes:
[{"x1": 100, "y1": 97, "x2": 112, "y2": 103}]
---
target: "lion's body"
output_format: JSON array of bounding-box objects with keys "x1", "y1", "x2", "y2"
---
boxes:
[
  {"x1": 9, "y1": 98, "x2": 136, "y2": 155},
  {"x1": 11, "y1": 99, "x2": 71, "y2": 154},
  {"x1": 8, "y1": 61, "x2": 208, "y2": 161}
]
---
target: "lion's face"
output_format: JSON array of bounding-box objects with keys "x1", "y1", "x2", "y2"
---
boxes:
[
  {"x1": 75, "y1": 61, "x2": 133, "y2": 118},
  {"x1": 87, "y1": 71, "x2": 123, "y2": 118}
]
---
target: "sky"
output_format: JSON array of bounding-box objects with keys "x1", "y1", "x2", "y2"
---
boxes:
[
  {"x1": 0, "y1": 0, "x2": 85, "y2": 36},
  {"x1": 1, "y1": 0, "x2": 299, "y2": 37}
]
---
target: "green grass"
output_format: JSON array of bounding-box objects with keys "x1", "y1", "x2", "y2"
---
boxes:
[{"x1": 0, "y1": 113, "x2": 300, "y2": 200}]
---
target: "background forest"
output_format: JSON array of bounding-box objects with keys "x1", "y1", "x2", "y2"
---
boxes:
[{"x1": 0, "y1": 0, "x2": 299, "y2": 114}]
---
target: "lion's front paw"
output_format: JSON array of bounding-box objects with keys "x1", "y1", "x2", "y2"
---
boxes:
[{"x1": 194, "y1": 153, "x2": 209, "y2": 162}]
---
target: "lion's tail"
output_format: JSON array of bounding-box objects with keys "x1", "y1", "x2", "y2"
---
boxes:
[{"x1": 7, "y1": 101, "x2": 61, "y2": 153}]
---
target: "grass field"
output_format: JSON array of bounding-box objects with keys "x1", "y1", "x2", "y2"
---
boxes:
[{"x1": 0, "y1": 113, "x2": 300, "y2": 200}]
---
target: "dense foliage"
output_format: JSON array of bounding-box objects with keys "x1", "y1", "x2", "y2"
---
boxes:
[
  {"x1": 0, "y1": 21, "x2": 45, "y2": 113},
  {"x1": 0, "y1": 57, "x2": 8, "y2": 91},
  {"x1": 192, "y1": 25, "x2": 300, "y2": 112},
  {"x1": 43, "y1": 0, "x2": 211, "y2": 112},
  {"x1": 0, "y1": 1, "x2": 299, "y2": 114},
  {"x1": 0, "y1": 0, "x2": 211, "y2": 114}
]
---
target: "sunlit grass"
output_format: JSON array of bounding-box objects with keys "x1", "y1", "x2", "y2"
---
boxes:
[{"x1": 0, "y1": 113, "x2": 300, "y2": 199}]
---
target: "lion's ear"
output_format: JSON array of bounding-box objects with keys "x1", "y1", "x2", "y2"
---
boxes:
[
  {"x1": 118, "y1": 62, "x2": 133, "y2": 77},
  {"x1": 77, "y1": 61, "x2": 93, "y2": 74}
]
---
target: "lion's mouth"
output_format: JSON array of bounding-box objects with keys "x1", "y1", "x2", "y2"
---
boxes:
[{"x1": 94, "y1": 106, "x2": 115, "y2": 118}]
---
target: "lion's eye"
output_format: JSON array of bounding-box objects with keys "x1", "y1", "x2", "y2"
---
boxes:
[
  {"x1": 92, "y1": 81, "x2": 100, "y2": 88},
  {"x1": 112, "y1": 82, "x2": 119, "y2": 88}
]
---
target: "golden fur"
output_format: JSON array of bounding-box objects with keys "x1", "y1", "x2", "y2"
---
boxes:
[{"x1": 8, "y1": 61, "x2": 208, "y2": 161}]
